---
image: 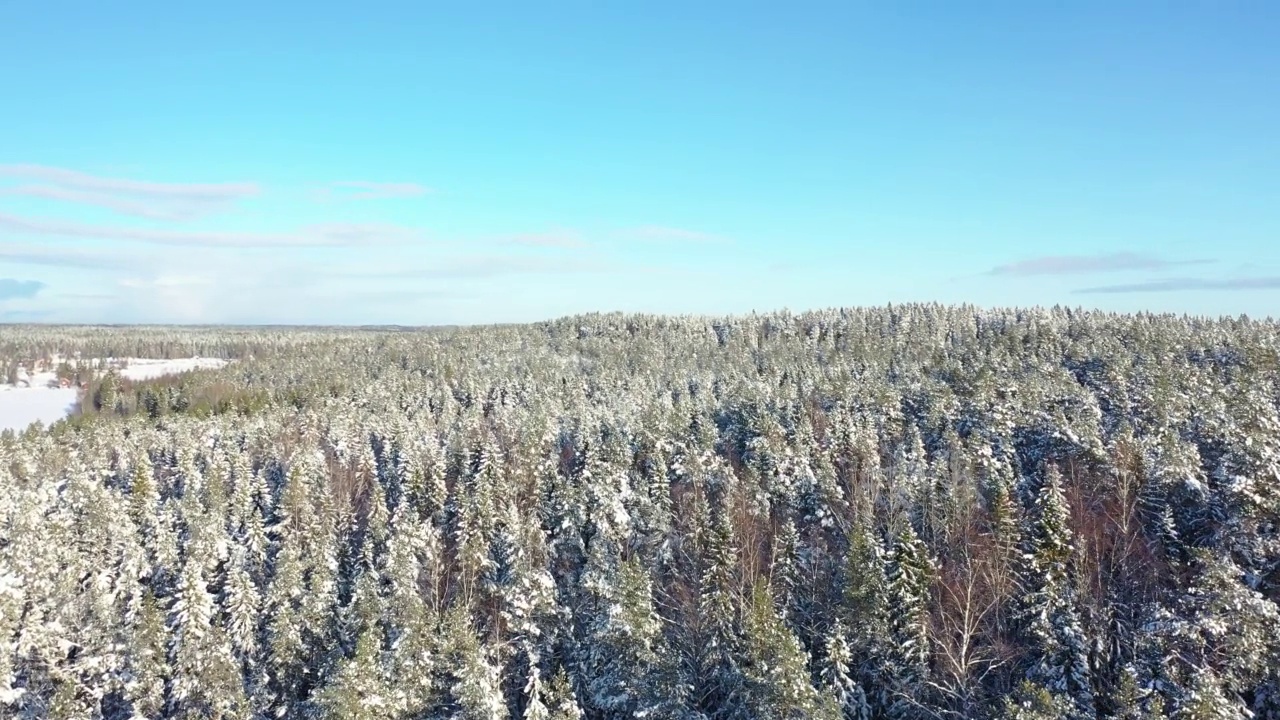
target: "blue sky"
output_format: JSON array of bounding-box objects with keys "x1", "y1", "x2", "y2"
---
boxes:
[{"x1": 1, "y1": 2, "x2": 1277, "y2": 324}]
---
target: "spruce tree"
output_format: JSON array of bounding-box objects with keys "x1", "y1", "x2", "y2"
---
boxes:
[
  {"x1": 736, "y1": 581, "x2": 840, "y2": 719},
  {"x1": 884, "y1": 523, "x2": 935, "y2": 719},
  {"x1": 1019, "y1": 466, "x2": 1095, "y2": 719},
  {"x1": 819, "y1": 621, "x2": 871, "y2": 720}
]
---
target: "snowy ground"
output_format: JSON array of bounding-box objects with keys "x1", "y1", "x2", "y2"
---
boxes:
[
  {"x1": 118, "y1": 357, "x2": 229, "y2": 381},
  {"x1": 0, "y1": 385, "x2": 79, "y2": 434},
  {"x1": 0, "y1": 357, "x2": 230, "y2": 434}
]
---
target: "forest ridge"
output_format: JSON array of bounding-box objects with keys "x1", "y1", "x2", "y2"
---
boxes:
[{"x1": 1, "y1": 304, "x2": 1279, "y2": 719}]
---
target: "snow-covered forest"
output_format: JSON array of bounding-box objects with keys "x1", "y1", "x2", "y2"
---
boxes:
[{"x1": 2, "y1": 305, "x2": 1279, "y2": 719}]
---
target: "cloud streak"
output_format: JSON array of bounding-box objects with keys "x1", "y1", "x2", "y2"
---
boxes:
[
  {"x1": 0, "y1": 164, "x2": 259, "y2": 220},
  {"x1": 988, "y1": 252, "x2": 1211, "y2": 276},
  {"x1": 625, "y1": 225, "x2": 729, "y2": 244},
  {"x1": 504, "y1": 230, "x2": 589, "y2": 249},
  {"x1": 335, "y1": 254, "x2": 613, "y2": 281},
  {"x1": 0, "y1": 278, "x2": 46, "y2": 301},
  {"x1": 320, "y1": 181, "x2": 432, "y2": 201},
  {"x1": 0, "y1": 244, "x2": 140, "y2": 271},
  {"x1": 1074, "y1": 276, "x2": 1280, "y2": 294},
  {"x1": 0, "y1": 212, "x2": 422, "y2": 248}
]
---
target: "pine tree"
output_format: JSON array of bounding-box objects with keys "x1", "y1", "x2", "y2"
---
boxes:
[
  {"x1": 545, "y1": 667, "x2": 584, "y2": 720},
  {"x1": 1110, "y1": 664, "x2": 1165, "y2": 720},
  {"x1": 737, "y1": 581, "x2": 840, "y2": 719},
  {"x1": 382, "y1": 508, "x2": 441, "y2": 714},
  {"x1": 126, "y1": 589, "x2": 169, "y2": 720},
  {"x1": 580, "y1": 556, "x2": 667, "y2": 716},
  {"x1": 128, "y1": 450, "x2": 160, "y2": 530},
  {"x1": 169, "y1": 551, "x2": 248, "y2": 718},
  {"x1": 998, "y1": 680, "x2": 1076, "y2": 720},
  {"x1": 169, "y1": 552, "x2": 216, "y2": 711},
  {"x1": 884, "y1": 523, "x2": 935, "y2": 719},
  {"x1": 838, "y1": 522, "x2": 890, "y2": 715},
  {"x1": 819, "y1": 621, "x2": 871, "y2": 720},
  {"x1": 771, "y1": 518, "x2": 802, "y2": 620},
  {"x1": 263, "y1": 528, "x2": 308, "y2": 715},
  {"x1": 689, "y1": 501, "x2": 745, "y2": 717},
  {"x1": 438, "y1": 605, "x2": 508, "y2": 719},
  {"x1": 1018, "y1": 466, "x2": 1095, "y2": 719},
  {"x1": 522, "y1": 651, "x2": 551, "y2": 720},
  {"x1": 982, "y1": 450, "x2": 1022, "y2": 562},
  {"x1": 94, "y1": 369, "x2": 122, "y2": 414},
  {"x1": 222, "y1": 545, "x2": 261, "y2": 667},
  {"x1": 315, "y1": 625, "x2": 391, "y2": 720},
  {"x1": 1177, "y1": 550, "x2": 1280, "y2": 717},
  {"x1": 1173, "y1": 668, "x2": 1251, "y2": 720}
]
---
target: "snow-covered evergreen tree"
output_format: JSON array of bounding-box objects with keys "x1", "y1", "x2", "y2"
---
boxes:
[
  {"x1": 737, "y1": 581, "x2": 840, "y2": 719},
  {"x1": 1018, "y1": 465, "x2": 1096, "y2": 719},
  {"x1": 819, "y1": 621, "x2": 871, "y2": 720}
]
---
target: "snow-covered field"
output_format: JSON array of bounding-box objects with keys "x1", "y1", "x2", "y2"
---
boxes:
[
  {"x1": 0, "y1": 385, "x2": 80, "y2": 434},
  {"x1": 118, "y1": 357, "x2": 228, "y2": 381},
  {"x1": 0, "y1": 357, "x2": 230, "y2": 434}
]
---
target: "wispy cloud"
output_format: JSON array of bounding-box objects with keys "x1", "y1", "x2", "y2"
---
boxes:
[
  {"x1": 335, "y1": 254, "x2": 612, "y2": 281},
  {"x1": 417, "y1": 256, "x2": 605, "y2": 279},
  {"x1": 0, "y1": 185, "x2": 224, "y2": 222},
  {"x1": 0, "y1": 212, "x2": 422, "y2": 248},
  {"x1": 1075, "y1": 276, "x2": 1280, "y2": 294},
  {"x1": 118, "y1": 275, "x2": 216, "y2": 290},
  {"x1": 0, "y1": 278, "x2": 45, "y2": 301},
  {"x1": 0, "y1": 244, "x2": 139, "y2": 271},
  {"x1": 988, "y1": 252, "x2": 1211, "y2": 276},
  {"x1": 502, "y1": 226, "x2": 728, "y2": 249},
  {"x1": 625, "y1": 225, "x2": 729, "y2": 244},
  {"x1": 504, "y1": 230, "x2": 589, "y2": 249},
  {"x1": 303, "y1": 223, "x2": 424, "y2": 246},
  {"x1": 342, "y1": 288, "x2": 470, "y2": 303},
  {"x1": 0, "y1": 164, "x2": 259, "y2": 220},
  {"x1": 319, "y1": 181, "x2": 432, "y2": 201}
]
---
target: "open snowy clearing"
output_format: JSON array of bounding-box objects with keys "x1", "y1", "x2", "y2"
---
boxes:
[
  {"x1": 1, "y1": 357, "x2": 231, "y2": 433},
  {"x1": 0, "y1": 386, "x2": 80, "y2": 434},
  {"x1": 117, "y1": 357, "x2": 229, "y2": 381}
]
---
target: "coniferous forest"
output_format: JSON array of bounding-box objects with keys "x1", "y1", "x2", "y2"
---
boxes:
[{"x1": 2, "y1": 305, "x2": 1279, "y2": 720}]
